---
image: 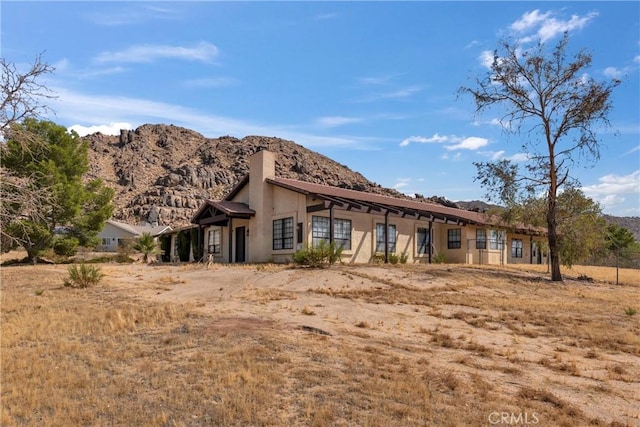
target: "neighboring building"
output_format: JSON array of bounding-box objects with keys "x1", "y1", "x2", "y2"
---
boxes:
[
  {"x1": 96, "y1": 220, "x2": 171, "y2": 252},
  {"x1": 166, "y1": 150, "x2": 546, "y2": 265}
]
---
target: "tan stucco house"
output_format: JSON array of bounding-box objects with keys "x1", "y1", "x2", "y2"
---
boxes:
[{"x1": 168, "y1": 150, "x2": 546, "y2": 266}]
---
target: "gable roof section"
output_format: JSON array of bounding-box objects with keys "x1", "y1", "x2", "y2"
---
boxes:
[{"x1": 192, "y1": 200, "x2": 255, "y2": 225}]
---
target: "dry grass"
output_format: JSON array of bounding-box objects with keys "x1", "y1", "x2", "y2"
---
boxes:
[{"x1": 1, "y1": 260, "x2": 639, "y2": 426}]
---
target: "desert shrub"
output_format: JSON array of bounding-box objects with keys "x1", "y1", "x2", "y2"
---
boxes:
[
  {"x1": 64, "y1": 264, "x2": 104, "y2": 288},
  {"x1": 53, "y1": 236, "x2": 79, "y2": 257},
  {"x1": 433, "y1": 253, "x2": 446, "y2": 264},
  {"x1": 293, "y1": 240, "x2": 343, "y2": 268}
]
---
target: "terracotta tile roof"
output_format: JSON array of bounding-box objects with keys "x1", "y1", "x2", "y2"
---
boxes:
[{"x1": 267, "y1": 177, "x2": 488, "y2": 225}]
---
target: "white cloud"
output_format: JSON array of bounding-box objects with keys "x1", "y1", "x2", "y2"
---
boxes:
[
  {"x1": 536, "y1": 12, "x2": 598, "y2": 42},
  {"x1": 357, "y1": 85, "x2": 424, "y2": 103},
  {"x1": 581, "y1": 171, "x2": 640, "y2": 215},
  {"x1": 510, "y1": 10, "x2": 551, "y2": 32},
  {"x1": 511, "y1": 10, "x2": 598, "y2": 43},
  {"x1": 582, "y1": 171, "x2": 640, "y2": 196},
  {"x1": 393, "y1": 182, "x2": 409, "y2": 189},
  {"x1": 69, "y1": 122, "x2": 133, "y2": 136},
  {"x1": 446, "y1": 136, "x2": 488, "y2": 151},
  {"x1": 479, "y1": 50, "x2": 495, "y2": 69},
  {"x1": 603, "y1": 67, "x2": 623, "y2": 79},
  {"x1": 316, "y1": 116, "x2": 363, "y2": 128},
  {"x1": 400, "y1": 133, "x2": 448, "y2": 147},
  {"x1": 94, "y1": 41, "x2": 218, "y2": 63},
  {"x1": 358, "y1": 75, "x2": 394, "y2": 85}
]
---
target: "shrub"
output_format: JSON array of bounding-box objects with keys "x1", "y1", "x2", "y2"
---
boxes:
[
  {"x1": 433, "y1": 253, "x2": 446, "y2": 264},
  {"x1": 64, "y1": 263, "x2": 104, "y2": 288},
  {"x1": 53, "y1": 236, "x2": 79, "y2": 257},
  {"x1": 293, "y1": 240, "x2": 343, "y2": 268}
]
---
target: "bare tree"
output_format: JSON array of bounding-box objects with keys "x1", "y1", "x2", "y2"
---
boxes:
[
  {"x1": 459, "y1": 33, "x2": 620, "y2": 281},
  {"x1": 1, "y1": 53, "x2": 56, "y2": 137},
  {"x1": 1, "y1": 54, "x2": 56, "y2": 252}
]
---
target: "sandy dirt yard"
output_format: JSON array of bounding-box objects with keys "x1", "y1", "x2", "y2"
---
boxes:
[
  {"x1": 2, "y1": 257, "x2": 639, "y2": 426},
  {"x1": 105, "y1": 262, "x2": 640, "y2": 425}
]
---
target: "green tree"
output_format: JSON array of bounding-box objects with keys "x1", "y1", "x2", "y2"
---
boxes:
[
  {"x1": 460, "y1": 33, "x2": 620, "y2": 281},
  {"x1": 494, "y1": 187, "x2": 605, "y2": 268},
  {"x1": 1, "y1": 54, "x2": 56, "y2": 250},
  {"x1": 605, "y1": 224, "x2": 636, "y2": 285},
  {"x1": 1, "y1": 119, "x2": 114, "y2": 262},
  {"x1": 133, "y1": 232, "x2": 160, "y2": 264}
]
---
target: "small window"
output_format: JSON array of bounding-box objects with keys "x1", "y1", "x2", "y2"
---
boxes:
[
  {"x1": 490, "y1": 230, "x2": 505, "y2": 250},
  {"x1": 417, "y1": 228, "x2": 430, "y2": 255},
  {"x1": 273, "y1": 217, "x2": 294, "y2": 250},
  {"x1": 511, "y1": 239, "x2": 523, "y2": 258},
  {"x1": 448, "y1": 228, "x2": 461, "y2": 249},
  {"x1": 376, "y1": 223, "x2": 396, "y2": 253},
  {"x1": 208, "y1": 229, "x2": 221, "y2": 254},
  {"x1": 476, "y1": 229, "x2": 487, "y2": 249}
]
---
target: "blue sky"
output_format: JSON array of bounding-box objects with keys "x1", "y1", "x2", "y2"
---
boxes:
[{"x1": 2, "y1": 1, "x2": 639, "y2": 217}]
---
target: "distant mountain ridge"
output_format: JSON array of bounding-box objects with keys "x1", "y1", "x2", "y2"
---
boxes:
[{"x1": 84, "y1": 124, "x2": 409, "y2": 226}]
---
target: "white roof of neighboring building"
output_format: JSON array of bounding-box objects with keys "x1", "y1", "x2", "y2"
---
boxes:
[{"x1": 105, "y1": 219, "x2": 172, "y2": 237}]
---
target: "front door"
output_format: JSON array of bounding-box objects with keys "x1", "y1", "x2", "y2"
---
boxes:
[{"x1": 235, "y1": 226, "x2": 246, "y2": 263}]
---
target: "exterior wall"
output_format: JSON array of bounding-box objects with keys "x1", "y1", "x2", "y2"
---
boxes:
[
  {"x1": 96, "y1": 222, "x2": 137, "y2": 252},
  {"x1": 506, "y1": 234, "x2": 548, "y2": 265}
]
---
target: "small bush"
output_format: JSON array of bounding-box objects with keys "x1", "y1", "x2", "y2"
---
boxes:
[
  {"x1": 293, "y1": 240, "x2": 343, "y2": 268},
  {"x1": 432, "y1": 253, "x2": 446, "y2": 264},
  {"x1": 624, "y1": 307, "x2": 637, "y2": 316},
  {"x1": 53, "y1": 237, "x2": 80, "y2": 257},
  {"x1": 64, "y1": 264, "x2": 105, "y2": 288}
]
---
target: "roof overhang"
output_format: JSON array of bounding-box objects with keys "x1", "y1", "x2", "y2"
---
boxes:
[{"x1": 192, "y1": 200, "x2": 255, "y2": 226}]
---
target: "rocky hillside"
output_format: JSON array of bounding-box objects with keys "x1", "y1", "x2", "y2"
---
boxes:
[{"x1": 84, "y1": 124, "x2": 406, "y2": 226}]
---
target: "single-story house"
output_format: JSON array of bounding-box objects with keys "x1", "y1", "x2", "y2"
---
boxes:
[
  {"x1": 96, "y1": 219, "x2": 172, "y2": 252},
  {"x1": 164, "y1": 150, "x2": 547, "y2": 265}
]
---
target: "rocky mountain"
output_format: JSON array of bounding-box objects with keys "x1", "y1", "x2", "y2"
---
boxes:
[{"x1": 84, "y1": 124, "x2": 407, "y2": 226}]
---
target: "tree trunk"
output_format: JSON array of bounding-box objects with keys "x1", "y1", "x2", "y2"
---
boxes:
[{"x1": 547, "y1": 190, "x2": 563, "y2": 282}]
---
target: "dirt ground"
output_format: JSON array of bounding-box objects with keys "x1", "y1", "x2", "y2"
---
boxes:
[
  {"x1": 105, "y1": 261, "x2": 639, "y2": 425},
  {"x1": 2, "y1": 253, "x2": 639, "y2": 426}
]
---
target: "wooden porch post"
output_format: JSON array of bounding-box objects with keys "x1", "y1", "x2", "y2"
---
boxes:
[
  {"x1": 384, "y1": 210, "x2": 389, "y2": 264},
  {"x1": 428, "y1": 221, "x2": 433, "y2": 264},
  {"x1": 329, "y1": 205, "x2": 334, "y2": 244},
  {"x1": 228, "y1": 217, "x2": 233, "y2": 263}
]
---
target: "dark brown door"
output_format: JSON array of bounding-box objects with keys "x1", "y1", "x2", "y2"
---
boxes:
[{"x1": 235, "y1": 227, "x2": 246, "y2": 263}]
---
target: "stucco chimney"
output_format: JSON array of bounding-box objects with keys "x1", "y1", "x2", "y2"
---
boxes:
[{"x1": 248, "y1": 150, "x2": 275, "y2": 262}]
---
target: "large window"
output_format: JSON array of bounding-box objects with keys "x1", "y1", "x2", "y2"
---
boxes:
[
  {"x1": 376, "y1": 223, "x2": 396, "y2": 253},
  {"x1": 490, "y1": 230, "x2": 505, "y2": 250},
  {"x1": 417, "y1": 227, "x2": 430, "y2": 255},
  {"x1": 312, "y1": 216, "x2": 352, "y2": 249},
  {"x1": 208, "y1": 229, "x2": 221, "y2": 254},
  {"x1": 476, "y1": 229, "x2": 487, "y2": 249},
  {"x1": 511, "y1": 239, "x2": 523, "y2": 258},
  {"x1": 273, "y1": 217, "x2": 294, "y2": 250},
  {"x1": 448, "y1": 228, "x2": 461, "y2": 249}
]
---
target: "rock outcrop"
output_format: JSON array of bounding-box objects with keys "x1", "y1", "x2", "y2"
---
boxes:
[{"x1": 84, "y1": 124, "x2": 404, "y2": 226}]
